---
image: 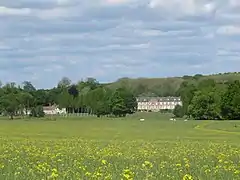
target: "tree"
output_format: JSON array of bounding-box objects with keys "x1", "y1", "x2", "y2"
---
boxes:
[
  {"x1": 0, "y1": 74, "x2": 238, "y2": 120},
  {"x1": 122, "y1": 89, "x2": 137, "y2": 114},
  {"x1": 22, "y1": 81, "x2": 36, "y2": 92},
  {"x1": 110, "y1": 88, "x2": 137, "y2": 117},
  {"x1": 193, "y1": 74, "x2": 203, "y2": 80},
  {"x1": 33, "y1": 89, "x2": 48, "y2": 106},
  {"x1": 48, "y1": 87, "x2": 62, "y2": 105},
  {"x1": 110, "y1": 94, "x2": 126, "y2": 117},
  {"x1": 30, "y1": 106, "x2": 45, "y2": 118},
  {"x1": 36, "y1": 106, "x2": 45, "y2": 117},
  {"x1": 178, "y1": 81, "x2": 197, "y2": 116},
  {"x1": 68, "y1": 85, "x2": 79, "y2": 98},
  {"x1": 2, "y1": 82, "x2": 18, "y2": 94},
  {"x1": 178, "y1": 78, "x2": 239, "y2": 120},
  {"x1": 58, "y1": 89, "x2": 73, "y2": 113},
  {"x1": 220, "y1": 80, "x2": 240, "y2": 120},
  {"x1": 188, "y1": 90, "x2": 221, "y2": 120},
  {"x1": 89, "y1": 87, "x2": 112, "y2": 117},
  {"x1": 197, "y1": 79, "x2": 216, "y2": 92},
  {"x1": 85, "y1": 78, "x2": 99, "y2": 90},
  {"x1": 19, "y1": 92, "x2": 34, "y2": 115},
  {"x1": 0, "y1": 93, "x2": 20, "y2": 119},
  {"x1": 173, "y1": 104, "x2": 184, "y2": 118},
  {"x1": 57, "y1": 77, "x2": 71, "y2": 88}
]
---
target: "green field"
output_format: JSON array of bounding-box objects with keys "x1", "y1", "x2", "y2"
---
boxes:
[{"x1": 0, "y1": 113, "x2": 240, "y2": 180}]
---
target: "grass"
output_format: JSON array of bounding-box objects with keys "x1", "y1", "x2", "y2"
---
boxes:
[
  {"x1": 203, "y1": 121, "x2": 240, "y2": 133},
  {"x1": 0, "y1": 113, "x2": 240, "y2": 179}
]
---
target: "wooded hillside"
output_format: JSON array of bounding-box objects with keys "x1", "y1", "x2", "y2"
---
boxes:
[{"x1": 106, "y1": 72, "x2": 240, "y2": 97}]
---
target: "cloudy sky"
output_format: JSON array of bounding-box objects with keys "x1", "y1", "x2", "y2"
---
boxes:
[{"x1": 0, "y1": 0, "x2": 239, "y2": 88}]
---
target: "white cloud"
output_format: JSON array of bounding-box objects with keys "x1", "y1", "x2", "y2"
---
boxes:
[
  {"x1": 0, "y1": 0, "x2": 239, "y2": 88},
  {"x1": 229, "y1": 0, "x2": 240, "y2": 7},
  {"x1": 56, "y1": 0, "x2": 71, "y2": 6},
  {"x1": 34, "y1": 7, "x2": 74, "y2": 19},
  {"x1": 105, "y1": 0, "x2": 129, "y2": 4},
  {"x1": 0, "y1": 6, "x2": 31, "y2": 15},
  {"x1": 217, "y1": 25, "x2": 240, "y2": 35},
  {"x1": 148, "y1": 0, "x2": 216, "y2": 17}
]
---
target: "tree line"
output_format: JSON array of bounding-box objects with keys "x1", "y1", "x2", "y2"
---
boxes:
[
  {"x1": 0, "y1": 78, "x2": 137, "y2": 119},
  {"x1": 0, "y1": 75, "x2": 239, "y2": 120},
  {"x1": 174, "y1": 79, "x2": 240, "y2": 120}
]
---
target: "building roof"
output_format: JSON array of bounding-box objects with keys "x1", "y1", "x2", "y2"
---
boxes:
[{"x1": 137, "y1": 96, "x2": 181, "y2": 102}]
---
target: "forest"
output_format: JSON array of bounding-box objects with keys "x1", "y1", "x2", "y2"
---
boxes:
[
  {"x1": 108, "y1": 72, "x2": 240, "y2": 97},
  {"x1": 0, "y1": 78, "x2": 137, "y2": 119},
  {"x1": 175, "y1": 78, "x2": 240, "y2": 120}
]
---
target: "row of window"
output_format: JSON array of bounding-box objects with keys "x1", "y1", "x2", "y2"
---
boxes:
[
  {"x1": 138, "y1": 106, "x2": 176, "y2": 109},
  {"x1": 138, "y1": 102, "x2": 181, "y2": 105},
  {"x1": 137, "y1": 98, "x2": 181, "y2": 101}
]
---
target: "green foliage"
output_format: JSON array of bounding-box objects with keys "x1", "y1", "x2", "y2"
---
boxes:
[
  {"x1": 220, "y1": 80, "x2": 240, "y2": 120},
  {"x1": 57, "y1": 77, "x2": 71, "y2": 88},
  {"x1": 0, "y1": 93, "x2": 19, "y2": 119},
  {"x1": 110, "y1": 88, "x2": 137, "y2": 117},
  {"x1": 0, "y1": 77, "x2": 137, "y2": 119},
  {"x1": 36, "y1": 106, "x2": 45, "y2": 117},
  {"x1": 188, "y1": 91, "x2": 221, "y2": 120},
  {"x1": 173, "y1": 104, "x2": 184, "y2": 118},
  {"x1": 180, "y1": 79, "x2": 240, "y2": 120},
  {"x1": 30, "y1": 106, "x2": 45, "y2": 118},
  {"x1": 107, "y1": 72, "x2": 240, "y2": 97},
  {"x1": 58, "y1": 89, "x2": 73, "y2": 110},
  {"x1": 22, "y1": 81, "x2": 36, "y2": 92},
  {"x1": 0, "y1": 72, "x2": 239, "y2": 120},
  {"x1": 178, "y1": 81, "x2": 197, "y2": 116},
  {"x1": 89, "y1": 87, "x2": 111, "y2": 117}
]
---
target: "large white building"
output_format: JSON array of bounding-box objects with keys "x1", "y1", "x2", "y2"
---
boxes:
[{"x1": 137, "y1": 96, "x2": 182, "y2": 112}]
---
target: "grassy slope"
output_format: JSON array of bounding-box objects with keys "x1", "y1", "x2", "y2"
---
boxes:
[{"x1": 106, "y1": 72, "x2": 240, "y2": 92}]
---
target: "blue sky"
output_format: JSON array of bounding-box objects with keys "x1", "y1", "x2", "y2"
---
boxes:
[{"x1": 0, "y1": 0, "x2": 239, "y2": 88}]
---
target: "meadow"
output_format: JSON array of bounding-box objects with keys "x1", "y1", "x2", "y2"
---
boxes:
[{"x1": 0, "y1": 113, "x2": 240, "y2": 180}]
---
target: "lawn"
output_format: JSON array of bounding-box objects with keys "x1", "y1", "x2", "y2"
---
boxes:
[{"x1": 0, "y1": 113, "x2": 240, "y2": 180}]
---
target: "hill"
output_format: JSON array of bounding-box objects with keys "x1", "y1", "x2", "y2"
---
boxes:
[{"x1": 106, "y1": 72, "x2": 240, "y2": 97}]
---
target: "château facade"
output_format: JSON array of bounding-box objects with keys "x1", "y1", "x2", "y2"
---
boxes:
[{"x1": 137, "y1": 96, "x2": 182, "y2": 112}]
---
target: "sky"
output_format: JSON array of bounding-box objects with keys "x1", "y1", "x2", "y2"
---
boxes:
[{"x1": 0, "y1": 0, "x2": 239, "y2": 88}]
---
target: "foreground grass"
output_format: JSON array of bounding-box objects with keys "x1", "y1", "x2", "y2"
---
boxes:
[{"x1": 0, "y1": 113, "x2": 240, "y2": 180}]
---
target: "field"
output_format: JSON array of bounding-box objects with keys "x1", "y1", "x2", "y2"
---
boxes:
[{"x1": 0, "y1": 113, "x2": 240, "y2": 180}]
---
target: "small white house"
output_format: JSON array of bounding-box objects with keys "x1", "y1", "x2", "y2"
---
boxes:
[{"x1": 43, "y1": 106, "x2": 67, "y2": 115}]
